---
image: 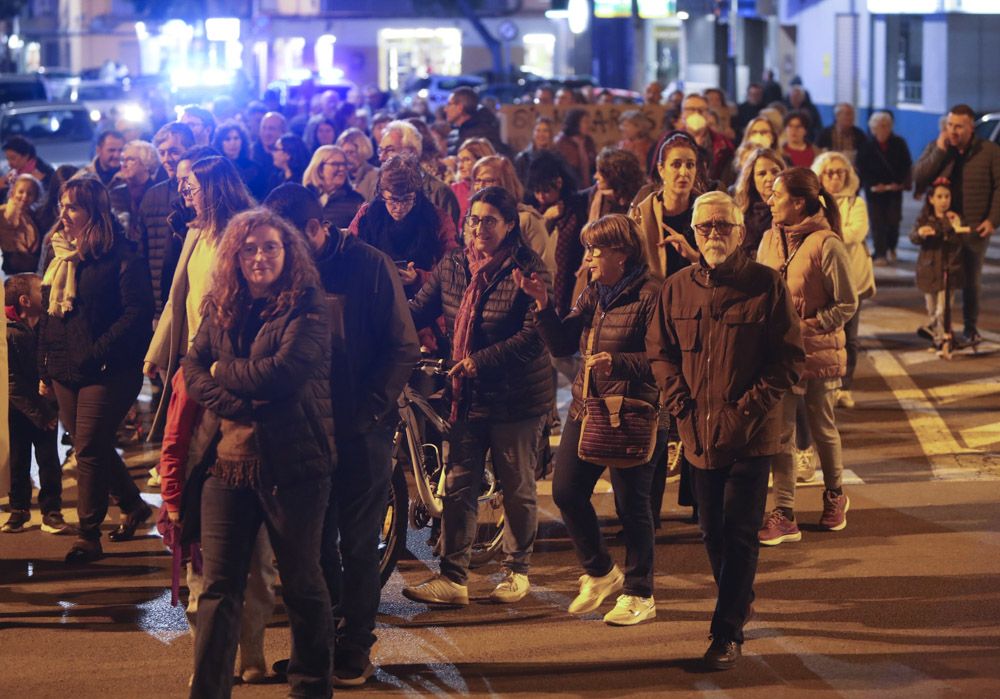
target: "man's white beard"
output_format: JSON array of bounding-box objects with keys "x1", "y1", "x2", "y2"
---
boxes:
[{"x1": 702, "y1": 248, "x2": 729, "y2": 268}]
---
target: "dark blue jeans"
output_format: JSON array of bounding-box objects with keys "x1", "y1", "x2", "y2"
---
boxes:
[
  {"x1": 192, "y1": 476, "x2": 333, "y2": 699},
  {"x1": 322, "y1": 426, "x2": 394, "y2": 657},
  {"x1": 690, "y1": 456, "x2": 770, "y2": 644},
  {"x1": 8, "y1": 410, "x2": 61, "y2": 513},
  {"x1": 552, "y1": 418, "x2": 667, "y2": 598}
]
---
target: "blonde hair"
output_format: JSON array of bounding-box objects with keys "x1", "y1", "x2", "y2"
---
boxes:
[
  {"x1": 811, "y1": 151, "x2": 860, "y2": 198},
  {"x1": 302, "y1": 145, "x2": 348, "y2": 188},
  {"x1": 472, "y1": 155, "x2": 522, "y2": 201}
]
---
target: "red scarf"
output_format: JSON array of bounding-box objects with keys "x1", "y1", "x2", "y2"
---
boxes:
[{"x1": 449, "y1": 245, "x2": 510, "y2": 422}]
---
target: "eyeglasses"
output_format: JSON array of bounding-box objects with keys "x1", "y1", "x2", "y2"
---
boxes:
[
  {"x1": 378, "y1": 145, "x2": 399, "y2": 159},
  {"x1": 822, "y1": 168, "x2": 849, "y2": 179},
  {"x1": 122, "y1": 156, "x2": 140, "y2": 165},
  {"x1": 473, "y1": 177, "x2": 498, "y2": 189},
  {"x1": 382, "y1": 193, "x2": 416, "y2": 209},
  {"x1": 693, "y1": 220, "x2": 739, "y2": 237},
  {"x1": 584, "y1": 244, "x2": 611, "y2": 257},
  {"x1": 239, "y1": 241, "x2": 284, "y2": 260},
  {"x1": 180, "y1": 184, "x2": 201, "y2": 197},
  {"x1": 457, "y1": 155, "x2": 475, "y2": 165},
  {"x1": 323, "y1": 160, "x2": 349, "y2": 170},
  {"x1": 465, "y1": 214, "x2": 500, "y2": 230}
]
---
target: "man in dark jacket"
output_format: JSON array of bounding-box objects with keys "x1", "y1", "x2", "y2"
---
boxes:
[
  {"x1": 379, "y1": 120, "x2": 461, "y2": 229},
  {"x1": 913, "y1": 103, "x2": 1000, "y2": 345},
  {"x1": 816, "y1": 103, "x2": 867, "y2": 165},
  {"x1": 137, "y1": 122, "x2": 194, "y2": 313},
  {"x1": 82, "y1": 130, "x2": 125, "y2": 185},
  {"x1": 647, "y1": 191, "x2": 804, "y2": 671},
  {"x1": 444, "y1": 86, "x2": 506, "y2": 156},
  {"x1": 263, "y1": 184, "x2": 419, "y2": 687}
]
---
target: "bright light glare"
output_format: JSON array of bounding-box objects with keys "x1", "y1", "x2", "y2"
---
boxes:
[
  {"x1": 90, "y1": 109, "x2": 101, "y2": 122},
  {"x1": 205, "y1": 18, "x2": 240, "y2": 42},
  {"x1": 120, "y1": 103, "x2": 145, "y2": 122},
  {"x1": 568, "y1": 0, "x2": 589, "y2": 35},
  {"x1": 677, "y1": 11, "x2": 690, "y2": 20}
]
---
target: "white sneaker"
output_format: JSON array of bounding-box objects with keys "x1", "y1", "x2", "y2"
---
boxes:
[
  {"x1": 603, "y1": 594, "x2": 656, "y2": 626},
  {"x1": 795, "y1": 446, "x2": 818, "y2": 483},
  {"x1": 836, "y1": 389, "x2": 856, "y2": 409},
  {"x1": 568, "y1": 565, "x2": 625, "y2": 614},
  {"x1": 489, "y1": 570, "x2": 530, "y2": 603},
  {"x1": 401, "y1": 574, "x2": 469, "y2": 606}
]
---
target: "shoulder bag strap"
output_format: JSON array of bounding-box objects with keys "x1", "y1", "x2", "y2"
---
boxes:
[{"x1": 581, "y1": 323, "x2": 596, "y2": 399}]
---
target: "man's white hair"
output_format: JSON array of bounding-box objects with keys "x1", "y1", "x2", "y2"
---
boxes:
[
  {"x1": 124, "y1": 140, "x2": 160, "y2": 177},
  {"x1": 692, "y1": 191, "x2": 744, "y2": 227},
  {"x1": 868, "y1": 110, "x2": 894, "y2": 129},
  {"x1": 382, "y1": 120, "x2": 422, "y2": 154}
]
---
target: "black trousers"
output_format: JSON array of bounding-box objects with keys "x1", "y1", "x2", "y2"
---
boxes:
[
  {"x1": 7, "y1": 410, "x2": 61, "y2": 513},
  {"x1": 192, "y1": 475, "x2": 333, "y2": 699},
  {"x1": 961, "y1": 234, "x2": 989, "y2": 334},
  {"x1": 321, "y1": 426, "x2": 394, "y2": 658},
  {"x1": 552, "y1": 418, "x2": 667, "y2": 598},
  {"x1": 690, "y1": 456, "x2": 770, "y2": 644},
  {"x1": 52, "y1": 373, "x2": 145, "y2": 541},
  {"x1": 868, "y1": 193, "x2": 902, "y2": 258}
]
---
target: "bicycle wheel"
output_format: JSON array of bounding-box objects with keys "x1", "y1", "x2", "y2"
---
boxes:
[
  {"x1": 468, "y1": 453, "x2": 505, "y2": 569},
  {"x1": 378, "y1": 462, "x2": 409, "y2": 587}
]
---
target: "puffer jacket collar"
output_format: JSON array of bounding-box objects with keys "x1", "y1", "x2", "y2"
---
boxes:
[
  {"x1": 692, "y1": 248, "x2": 749, "y2": 287},
  {"x1": 779, "y1": 211, "x2": 833, "y2": 252}
]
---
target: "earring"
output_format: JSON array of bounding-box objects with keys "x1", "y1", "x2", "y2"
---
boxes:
[{"x1": 618, "y1": 260, "x2": 625, "y2": 270}]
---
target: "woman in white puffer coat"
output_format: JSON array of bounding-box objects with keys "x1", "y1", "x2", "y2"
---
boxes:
[{"x1": 813, "y1": 151, "x2": 875, "y2": 409}]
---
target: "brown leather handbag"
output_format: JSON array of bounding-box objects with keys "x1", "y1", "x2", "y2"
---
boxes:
[{"x1": 577, "y1": 327, "x2": 659, "y2": 469}]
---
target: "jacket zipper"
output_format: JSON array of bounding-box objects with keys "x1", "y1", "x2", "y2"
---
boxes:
[{"x1": 705, "y1": 285, "x2": 716, "y2": 466}]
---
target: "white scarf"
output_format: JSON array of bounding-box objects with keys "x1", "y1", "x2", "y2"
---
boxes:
[{"x1": 41, "y1": 230, "x2": 81, "y2": 317}]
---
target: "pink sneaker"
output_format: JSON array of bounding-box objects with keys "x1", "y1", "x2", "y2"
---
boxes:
[
  {"x1": 758, "y1": 509, "x2": 802, "y2": 546},
  {"x1": 819, "y1": 490, "x2": 850, "y2": 531}
]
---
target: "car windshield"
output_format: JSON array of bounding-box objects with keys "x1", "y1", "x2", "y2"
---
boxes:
[
  {"x1": 974, "y1": 118, "x2": 996, "y2": 142},
  {"x1": 0, "y1": 82, "x2": 46, "y2": 102},
  {"x1": 1, "y1": 109, "x2": 94, "y2": 142}
]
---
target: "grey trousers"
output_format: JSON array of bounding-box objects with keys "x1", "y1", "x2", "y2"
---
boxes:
[
  {"x1": 440, "y1": 415, "x2": 546, "y2": 585},
  {"x1": 772, "y1": 381, "x2": 845, "y2": 511}
]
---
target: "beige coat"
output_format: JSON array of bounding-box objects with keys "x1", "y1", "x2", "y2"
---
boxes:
[{"x1": 144, "y1": 225, "x2": 209, "y2": 440}]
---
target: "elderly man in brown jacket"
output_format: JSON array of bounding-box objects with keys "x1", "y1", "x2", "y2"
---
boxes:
[{"x1": 647, "y1": 191, "x2": 804, "y2": 670}]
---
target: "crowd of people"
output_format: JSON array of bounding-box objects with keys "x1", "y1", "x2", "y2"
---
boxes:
[{"x1": 1, "y1": 72, "x2": 999, "y2": 696}]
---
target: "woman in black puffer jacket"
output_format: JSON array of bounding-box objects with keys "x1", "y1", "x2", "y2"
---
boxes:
[
  {"x1": 181, "y1": 208, "x2": 335, "y2": 699},
  {"x1": 38, "y1": 175, "x2": 155, "y2": 564},
  {"x1": 403, "y1": 186, "x2": 553, "y2": 608},
  {"x1": 516, "y1": 213, "x2": 668, "y2": 626}
]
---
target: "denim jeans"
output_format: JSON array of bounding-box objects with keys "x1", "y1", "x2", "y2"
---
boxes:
[
  {"x1": 7, "y1": 410, "x2": 61, "y2": 513},
  {"x1": 440, "y1": 415, "x2": 546, "y2": 585},
  {"x1": 191, "y1": 476, "x2": 333, "y2": 699},
  {"x1": 690, "y1": 456, "x2": 770, "y2": 644},
  {"x1": 52, "y1": 372, "x2": 145, "y2": 541},
  {"x1": 773, "y1": 383, "x2": 844, "y2": 511},
  {"x1": 552, "y1": 418, "x2": 666, "y2": 598},
  {"x1": 321, "y1": 426, "x2": 394, "y2": 656}
]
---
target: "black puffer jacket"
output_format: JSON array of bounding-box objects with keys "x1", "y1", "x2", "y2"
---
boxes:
[
  {"x1": 136, "y1": 178, "x2": 181, "y2": 313},
  {"x1": 536, "y1": 267, "x2": 662, "y2": 422},
  {"x1": 182, "y1": 285, "x2": 336, "y2": 490},
  {"x1": 410, "y1": 240, "x2": 553, "y2": 422},
  {"x1": 38, "y1": 237, "x2": 154, "y2": 386}
]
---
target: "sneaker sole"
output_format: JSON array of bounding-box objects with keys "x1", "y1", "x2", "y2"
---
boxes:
[
  {"x1": 759, "y1": 531, "x2": 802, "y2": 546},
  {"x1": 604, "y1": 607, "x2": 656, "y2": 626},
  {"x1": 568, "y1": 573, "x2": 624, "y2": 614},
  {"x1": 2, "y1": 526, "x2": 29, "y2": 533},
  {"x1": 41, "y1": 524, "x2": 74, "y2": 535},
  {"x1": 333, "y1": 664, "x2": 375, "y2": 688},
  {"x1": 400, "y1": 589, "x2": 469, "y2": 607},
  {"x1": 489, "y1": 590, "x2": 530, "y2": 603},
  {"x1": 821, "y1": 497, "x2": 850, "y2": 532}
]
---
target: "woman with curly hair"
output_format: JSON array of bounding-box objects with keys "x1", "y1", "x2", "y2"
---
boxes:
[
  {"x1": 182, "y1": 207, "x2": 335, "y2": 699},
  {"x1": 38, "y1": 175, "x2": 154, "y2": 563},
  {"x1": 732, "y1": 147, "x2": 785, "y2": 257},
  {"x1": 588, "y1": 147, "x2": 646, "y2": 224}
]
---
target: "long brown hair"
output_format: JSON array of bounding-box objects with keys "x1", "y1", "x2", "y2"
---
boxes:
[
  {"x1": 58, "y1": 175, "x2": 119, "y2": 259},
  {"x1": 775, "y1": 166, "x2": 842, "y2": 237},
  {"x1": 203, "y1": 208, "x2": 320, "y2": 331},
  {"x1": 190, "y1": 155, "x2": 255, "y2": 239},
  {"x1": 733, "y1": 147, "x2": 785, "y2": 211}
]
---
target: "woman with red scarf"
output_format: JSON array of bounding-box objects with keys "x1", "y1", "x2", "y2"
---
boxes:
[{"x1": 403, "y1": 186, "x2": 553, "y2": 608}]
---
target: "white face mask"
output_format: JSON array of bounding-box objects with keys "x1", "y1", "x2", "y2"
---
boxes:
[
  {"x1": 685, "y1": 113, "x2": 708, "y2": 133},
  {"x1": 748, "y1": 133, "x2": 772, "y2": 148}
]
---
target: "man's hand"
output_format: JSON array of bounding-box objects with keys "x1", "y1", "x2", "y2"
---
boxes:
[
  {"x1": 398, "y1": 262, "x2": 418, "y2": 285},
  {"x1": 936, "y1": 130, "x2": 948, "y2": 151},
  {"x1": 447, "y1": 356, "x2": 477, "y2": 379},
  {"x1": 585, "y1": 351, "x2": 613, "y2": 377},
  {"x1": 976, "y1": 220, "x2": 995, "y2": 238}
]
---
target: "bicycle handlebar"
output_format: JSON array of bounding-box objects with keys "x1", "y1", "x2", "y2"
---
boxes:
[{"x1": 416, "y1": 358, "x2": 449, "y2": 376}]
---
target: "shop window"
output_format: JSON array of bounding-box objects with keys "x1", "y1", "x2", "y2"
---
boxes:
[
  {"x1": 521, "y1": 33, "x2": 555, "y2": 79},
  {"x1": 896, "y1": 16, "x2": 922, "y2": 105}
]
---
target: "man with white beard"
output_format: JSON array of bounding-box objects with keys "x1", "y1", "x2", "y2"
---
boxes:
[{"x1": 646, "y1": 191, "x2": 804, "y2": 670}]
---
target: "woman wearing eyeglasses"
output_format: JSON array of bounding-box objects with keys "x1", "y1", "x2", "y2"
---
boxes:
[
  {"x1": 144, "y1": 157, "x2": 277, "y2": 683},
  {"x1": 271, "y1": 134, "x2": 310, "y2": 187},
  {"x1": 349, "y1": 154, "x2": 458, "y2": 299},
  {"x1": 336, "y1": 127, "x2": 379, "y2": 201},
  {"x1": 402, "y1": 186, "x2": 552, "y2": 608},
  {"x1": 471, "y1": 154, "x2": 548, "y2": 261},
  {"x1": 450, "y1": 137, "x2": 496, "y2": 222},
  {"x1": 302, "y1": 145, "x2": 364, "y2": 229},
  {"x1": 812, "y1": 152, "x2": 874, "y2": 410},
  {"x1": 212, "y1": 121, "x2": 270, "y2": 201},
  {"x1": 182, "y1": 208, "x2": 335, "y2": 699},
  {"x1": 515, "y1": 213, "x2": 668, "y2": 625},
  {"x1": 38, "y1": 175, "x2": 155, "y2": 563}
]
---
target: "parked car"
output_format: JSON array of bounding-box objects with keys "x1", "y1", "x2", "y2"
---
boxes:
[
  {"x1": 63, "y1": 79, "x2": 147, "y2": 124},
  {"x1": 975, "y1": 112, "x2": 1000, "y2": 145},
  {"x1": 401, "y1": 74, "x2": 485, "y2": 113},
  {"x1": 0, "y1": 74, "x2": 49, "y2": 103},
  {"x1": 0, "y1": 101, "x2": 94, "y2": 168}
]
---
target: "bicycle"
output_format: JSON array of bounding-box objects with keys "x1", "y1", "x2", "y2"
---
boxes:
[{"x1": 378, "y1": 358, "x2": 506, "y2": 586}]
